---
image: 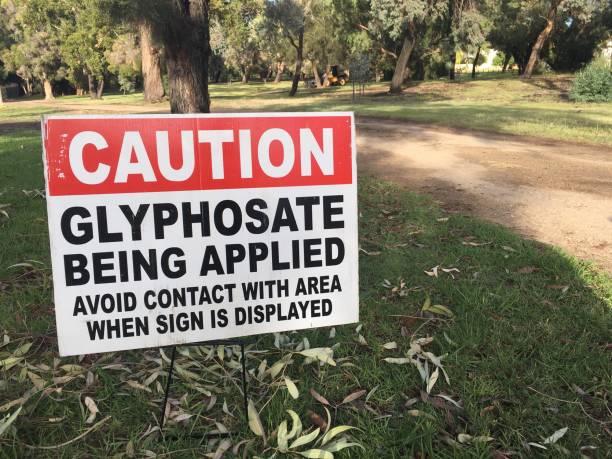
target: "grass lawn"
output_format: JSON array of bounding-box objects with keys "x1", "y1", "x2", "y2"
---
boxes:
[
  {"x1": 2, "y1": 74, "x2": 611, "y2": 146},
  {"x1": 206, "y1": 76, "x2": 612, "y2": 146},
  {"x1": 0, "y1": 119, "x2": 611, "y2": 457}
]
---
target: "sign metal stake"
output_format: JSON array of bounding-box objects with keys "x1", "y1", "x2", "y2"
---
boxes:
[
  {"x1": 159, "y1": 345, "x2": 177, "y2": 432},
  {"x1": 158, "y1": 340, "x2": 249, "y2": 439}
]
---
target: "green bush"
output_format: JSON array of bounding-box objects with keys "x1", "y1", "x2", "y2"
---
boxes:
[{"x1": 570, "y1": 59, "x2": 612, "y2": 102}]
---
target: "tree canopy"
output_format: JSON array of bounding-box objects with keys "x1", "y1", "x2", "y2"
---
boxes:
[{"x1": 0, "y1": 0, "x2": 610, "y2": 104}]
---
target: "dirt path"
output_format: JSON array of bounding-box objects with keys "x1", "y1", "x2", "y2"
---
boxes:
[
  {"x1": 356, "y1": 117, "x2": 612, "y2": 271},
  {"x1": 5, "y1": 100, "x2": 611, "y2": 269}
]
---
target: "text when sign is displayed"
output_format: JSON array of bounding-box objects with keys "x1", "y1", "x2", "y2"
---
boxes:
[{"x1": 42, "y1": 113, "x2": 358, "y2": 356}]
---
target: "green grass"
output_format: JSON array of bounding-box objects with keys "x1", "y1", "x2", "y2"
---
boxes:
[
  {"x1": 2, "y1": 74, "x2": 611, "y2": 145},
  {"x1": 208, "y1": 77, "x2": 612, "y2": 146},
  {"x1": 0, "y1": 129, "x2": 610, "y2": 457}
]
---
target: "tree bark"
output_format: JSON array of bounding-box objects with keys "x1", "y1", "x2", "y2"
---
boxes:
[
  {"x1": 88, "y1": 74, "x2": 98, "y2": 99},
  {"x1": 449, "y1": 51, "x2": 456, "y2": 80},
  {"x1": 312, "y1": 60, "x2": 322, "y2": 88},
  {"x1": 166, "y1": 45, "x2": 210, "y2": 113},
  {"x1": 139, "y1": 20, "x2": 165, "y2": 102},
  {"x1": 241, "y1": 66, "x2": 250, "y2": 84},
  {"x1": 43, "y1": 78, "x2": 54, "y2": 100},
  {"x1": 522, "y1": 0, "x2": 560, "y2": 79},
  {"x1": 472, "y1": 46, "x2": 481, "y2": 80},
  {"x1": 164, "y1": 0, "x2": 211, "y2": 113},
  {"x1": 274, "y1": 61, "x2": 285, "y2": 83},
  {"x1": 96, "y1": 78, "x2": 104, "y2": 99},
  {"x1": 289, "y1": 29, "x2": 304, "y2": 97},
  {"x1": 389, "y1": 33, "x2": 415, "y2": 94}
]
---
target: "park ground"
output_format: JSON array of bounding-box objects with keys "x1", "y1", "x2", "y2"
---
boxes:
[
  {"x1": 0, "y1": 76, "x2": 611, "y2": 457},
  {"x1": 3, "y1": 75, "x2": 612, "y2": 270}
]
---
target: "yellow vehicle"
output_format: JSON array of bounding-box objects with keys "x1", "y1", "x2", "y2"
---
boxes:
[{"x1": 323, "y1": 65, "x2": 349, "y2": 86}]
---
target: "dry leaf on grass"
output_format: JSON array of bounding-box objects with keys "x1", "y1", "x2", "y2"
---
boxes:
[
  {"x1": 84, "y1": 396, "x2": 99, "y2": 424},
  {"x1": 310, "y1": 389, "x2": 330, "y2": 406},
  {"x1": 341, "y1": 390, "x2": 366, "y2": 405}
]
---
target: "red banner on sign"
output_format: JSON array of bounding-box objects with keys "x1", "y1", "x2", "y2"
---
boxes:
[{"x1": 43, "y1": 114, "x2": 354, "y2": 196}]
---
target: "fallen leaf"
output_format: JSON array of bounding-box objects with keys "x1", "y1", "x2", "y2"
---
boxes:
[
  {"x1": 0, "y1": 407, "x2": 22, "y2": 437},
  {"x1": 284, "y1": 377, "x2": 299, "y2": 399},
  {"x1": 289, "y1": 428, "x2": 320, "y2": 449},
  {"x1": 341, "y1": 389, "x2": 366, "y2": 405},
  {"x1": 298, "y1": 348, "x2": 336, "y2": 366},
  {"x1": 384, "y1": 357, "x2": 412, "y2": 365},
  {"x1": 212, "y1": 439, "x2": 232, "y2": 459},
  {"x1": 543, "y1": 426, "x2": 568, "y2": 444},
  {"x1": 426, "y1": 368, "x2": 439, "y2": 394},
  {"x1": 307, "y1": 410, "x2": 327, "y2": 431},
  {"x1": 298, "y1": 449, "x2": 332, "y2": 459},
  {"x1": 126, "y1": 380, "x2": 152, "y2": 393},
  {"x1": 247, "y1": 400, "x2": 265, "y2": 439},
  {"x1": 84, "y1": 396, "x2": 99, "y2": 424},
  {"x1": 310, "y1": 388, "x2": 330, "y2": 406}
]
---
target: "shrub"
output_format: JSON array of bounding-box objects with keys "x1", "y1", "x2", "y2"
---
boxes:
[{"x1": 570, "y1": 59, "x2": 612, "y2": 102}]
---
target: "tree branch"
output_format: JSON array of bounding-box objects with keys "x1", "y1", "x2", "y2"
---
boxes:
[{"x1": 358, "y1": 23, "x2": 399, "y2": 59}]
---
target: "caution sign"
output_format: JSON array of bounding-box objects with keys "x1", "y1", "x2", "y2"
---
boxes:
[{"x1": 42, "y1": 113, "x2": 358, "y2": 356}]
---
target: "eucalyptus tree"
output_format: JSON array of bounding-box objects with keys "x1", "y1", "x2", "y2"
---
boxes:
[
  {"x1": 264, "y1": 0, "x2": 313, "y2": 96},
  {"x1": 445, "y1": 0, "x2": 489, "y2": 79},
  {"x1": 522, "y1": 0, "x2": 607, "y2": 78},
  {"x1": 210, "y1": 0, "x2": 264, "y2": 83},
  {"x1": 61, "y1": 0, "x2": 115, "y2": 99},
  {"x1": 1, "y1": 0, "x2": 68, "y2": 100},
  {"x1": 106, "y1": 33, "x2": 141, "y2": 94},
  {"x1": 369, "y1": 0, "x2": 447, "y2": 93}
]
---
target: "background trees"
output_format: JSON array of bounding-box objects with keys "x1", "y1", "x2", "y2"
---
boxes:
[
  {"x1": 0, "y1": 0, "x2": 610, "y2": 104},
  {"x1": 264, "y1": 0, "x2": 310, "y2": 96},
  {"x1": 211, "y1": 0, "x2": 263, "y2": 84}
]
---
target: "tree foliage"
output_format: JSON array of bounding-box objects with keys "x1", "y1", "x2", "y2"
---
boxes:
[{"x1": 570, "y1": 57, "x2": 612, "y2": 101}]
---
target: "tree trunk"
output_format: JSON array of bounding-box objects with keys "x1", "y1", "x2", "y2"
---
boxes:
[
  {"x1": 471, "y1": 46, "x2": 481, "y2": 80},
  {"x1": 312, "y1": 60, "x2": 322, "y2": 88},
  {"x1": 164, "y1": 0, "x2": 211, "y2": 113},
  {"x1": 389, "y1": 33, "x2": 415, "y2": 94},
  {"x1": 166, "y1": 45, "x2": 210, "y2": 113},
  {"x1": 22, "y1": 78, "x2": 32, "y2": 96},
  {"x1": 96, "y1": 78, "x2": 104, "y2": 99},
  {"x1": 43, "y1": 78, "x2": 54, "y2": 100},
  {"x1": 241, "y1": 67, "x2": 249, "y2": 84},
  {"x1": 88, "y1": 74, "x2": 98, "y2": 99},
  {"x1": 449, "y1": 51, "x2": 456, "y2": 80},
  {"x1": 274, "y1": 61, "x2": 285, "y2": 83},
  {"x1": 502, "y1": 53, "x2": 511, "y2": 72},
  {"x1": 289, "y1": 30, "x2": 304, "y2": 97},
  {"x1": 522, "y1": 0, "x2": 560, "y2": 79},
  {"x1": 139, "y1": 20, "x2": 165, "y2": 102},
  {"x1": 214, "y1": 69, "x2": 221, "y2": 83}
]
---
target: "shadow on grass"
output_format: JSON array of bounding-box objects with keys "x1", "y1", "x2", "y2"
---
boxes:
[{"x1": 351, "y1": 177, "x2": 611, "y2": 456}]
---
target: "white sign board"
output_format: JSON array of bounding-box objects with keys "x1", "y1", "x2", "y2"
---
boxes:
[{"x1": 42, "y1": 113, "x2": 358, "y2": 356}]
